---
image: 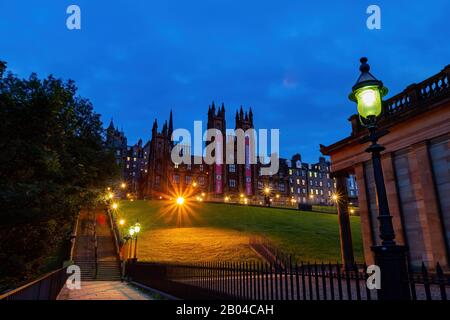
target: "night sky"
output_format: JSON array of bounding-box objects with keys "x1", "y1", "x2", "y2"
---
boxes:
[{"x1": 1, "y1": 1, "x2": 449, "y2": 162}]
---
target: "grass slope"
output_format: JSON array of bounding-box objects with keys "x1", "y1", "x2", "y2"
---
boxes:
[{"x1": 118, "y1": 200, "x2": 364, "y2": 264}]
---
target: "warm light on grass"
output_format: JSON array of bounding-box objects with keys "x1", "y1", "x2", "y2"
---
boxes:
[{"x1": 118, "y1": 200, "x2": 364, "y2": 263}]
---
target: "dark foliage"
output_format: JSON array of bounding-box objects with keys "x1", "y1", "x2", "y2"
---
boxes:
[{"x1": 0, "y1": 61, "x2": 119, "y2": 291}]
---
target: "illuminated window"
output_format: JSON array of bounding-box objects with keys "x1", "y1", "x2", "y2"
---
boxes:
[
  {"x1": 173, "y1": 175, "x2": 180, "y2": 183},
  {"x1": 229, "y1": 164, "x2": 236, "y2": 173},
  {"x1": 174, "y1": 163, "x2": 179, "y2": 169},
  {"x1": 199, "y1": 165, "x2": 204, "y2": 171},
  {"x1": 185, "y1": 176, "x2": 191, "y2": 184},
  {"x1": 229, "y1": 179, "x2": 236, "y2": 187}
]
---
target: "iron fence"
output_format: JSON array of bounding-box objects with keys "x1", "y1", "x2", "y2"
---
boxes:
[
  {"x1": 126, "y1": 260, "x2": 450, "y2": 300},
  {"x1": 0, "y1": 267, "x2": 69, "y2": 300}
]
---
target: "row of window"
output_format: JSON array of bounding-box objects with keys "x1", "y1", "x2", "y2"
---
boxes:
[{"x1": 169, "y1": 175, "x2": 206, "y2": 185}]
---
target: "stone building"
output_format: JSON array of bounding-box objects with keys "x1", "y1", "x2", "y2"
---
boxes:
[
  {"x1": 111, "y1": 104, "x2": 357, "y2": 206},
  {"x1": 321, "y1": 65, "x2": 450, "y2": 270},
  {"x1": 106, "y1": 120, "x2": 128, "y2": 170}
]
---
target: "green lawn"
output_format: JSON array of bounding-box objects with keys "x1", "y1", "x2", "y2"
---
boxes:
[{"x1": 117, "y1": 200, "x2": 364, "y2": 264}]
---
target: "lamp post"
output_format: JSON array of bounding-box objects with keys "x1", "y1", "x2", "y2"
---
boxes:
[
  {"x1": 264, "y1": 187, "x2": 271, "y2": 207},
  {"x1": 176, "y1": 197, "x2": 185, "y2": 228},
  {"x1": 128, "y1": 227, "x2": 135, "y2": 260},
  {"x1": 133, "y1": 222, "x2": 141, "y2": 260},
  {"x1": 349, "y1": 57, "x2": 410, "y2": 300}
]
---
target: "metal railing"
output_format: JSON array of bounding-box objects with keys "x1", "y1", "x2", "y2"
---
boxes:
[
  {"x1": 126, "y1": 260, "x2": 450, "y2": 300},
  {"x1": 0, "y1": 267, "x2": 68, "y2": 300}
]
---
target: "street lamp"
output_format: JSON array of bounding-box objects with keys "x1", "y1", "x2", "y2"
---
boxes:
[
  {"x1": 176, "y1": 197, "x2": 185, "y2": 228},
  {"x1": 349, "y1": 57, "x2": 410, "y2": 300},
  {"x1": 128, "y1": 226, "x2": 135, "y2": 259},
  {"x1": 111, "y1": 202, "x2": 118, "y2": 210},
  {"x1": 121, "y1": 182, "x2": 126, "y2": 189},
  {"x1": 133, "y1": 222, "x2": 141, "y2": 260},
  {"x1": 263, "y1": 187, "x2": 271, "y2": 207}
]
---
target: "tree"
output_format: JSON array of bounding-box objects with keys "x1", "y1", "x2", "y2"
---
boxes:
[{"x1": 0, "y1": 61, "x2": 119, "y2": 290}]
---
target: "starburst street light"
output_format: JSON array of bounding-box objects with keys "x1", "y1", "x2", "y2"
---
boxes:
[
  {"x1": 176, "y1": 197, "x2": 185, "y2": 205},
  {"x1": 121, "y1": 182, "x2": 127, "y2": 189},
  {"x1": 111, "y1": 202, "x2": 118, "y2": 210},
  {"x1": 119, "y1": 219, "x2": 125, "y2": 226}
]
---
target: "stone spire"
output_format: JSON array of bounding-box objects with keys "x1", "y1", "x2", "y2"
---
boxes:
[{"x1": 168, "y1": 109, "x2": 173, "y2": 137}]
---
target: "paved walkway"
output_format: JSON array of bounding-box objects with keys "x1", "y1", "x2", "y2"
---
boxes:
[
  {"x1": 58, "y1": 207, "x2": 154, "y2": 300},
  {"x1": 57, "y1": 281, "x2": 153, "y2": 300}
]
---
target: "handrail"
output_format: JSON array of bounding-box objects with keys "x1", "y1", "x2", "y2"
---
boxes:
[
  {"x1": 68, "y1": 212, "x2": 80, "y2": 261},
  {"x1": 107, "y1": 208, "x2": 122, "y2": 261},
  {"x1": 0, "y1": 267, "x2": 68, "y2": 300}
]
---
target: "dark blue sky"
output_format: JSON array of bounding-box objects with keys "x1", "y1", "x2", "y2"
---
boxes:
[{"x1": 1, "y1": 1, "x2": 449, "y2": 162}]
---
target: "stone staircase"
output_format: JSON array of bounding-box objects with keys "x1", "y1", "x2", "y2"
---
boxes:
[
  {"x1": 96, "y1": 261, "x2": 122, "y2": 281},
  {"x1": 75, "y1": 260, "x2": 96, "y2": 281},
  {"x1": 72, "y1": 208, "x2": 123, "y2": 281}
]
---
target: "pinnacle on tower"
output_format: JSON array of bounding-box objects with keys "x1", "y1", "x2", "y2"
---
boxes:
[{"x1": 168, "y1": 109, "x2": 173, "y2": 135}]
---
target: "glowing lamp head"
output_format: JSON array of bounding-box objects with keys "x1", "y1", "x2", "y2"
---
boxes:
[
  {"x1": 193, "y1": 182, "x2": 197, "y2": 187},
  {"x1": 121, "y1": 182, "x2": 126, "y2": 189},
  {"x1": 332, "y1": 194, "x2": 339, "y2": 201},
  {"x1": 176, "y1": 197, "x2": 185, "y2": 205},
  {"x1": 134, "y1": 223, "x2": 141, "y2": 234},
  {"x1": 264, "y1": 187, "x2": 270, "y2": 194},
  {"x1": 129, "y1": 227, "x2": 135, "y2": 236},
  {"x1": 119, "y1": 219, "x2": 125, "y2": 226},
  {"x1": 111, "y1": 203, "x2": 118, "y2": 210},
  {"x1": 349, "y1": 57, "x2": 388, "y2": 121}
]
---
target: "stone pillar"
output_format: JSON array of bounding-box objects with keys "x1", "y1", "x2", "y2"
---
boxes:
[
  {"x1": 410, "y1": 142, "x2": 448, "y2": 268},
  {"x1": 381, "y1": 152, "x2": 406, "y2": 245},
  {"x1": 333, "y1": 171, "x2": 355, "y2": 269},
  {"x1": 354, "y1": 163, "x2": 375, "y2": 266}
]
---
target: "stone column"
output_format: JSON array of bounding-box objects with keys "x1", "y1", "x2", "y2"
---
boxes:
[
  {"x1": 354, "y1": 163, "x2": 375, "y2": 266},
  {"x1": 410, "y1": 142, "x2": 448, "y2": 269},
  {"x1": 333, "y1": 171, "x2": 355, "y2": 269},
  {"x1": 381, "y1": 152, "x2": 406, "y2": 245}
]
